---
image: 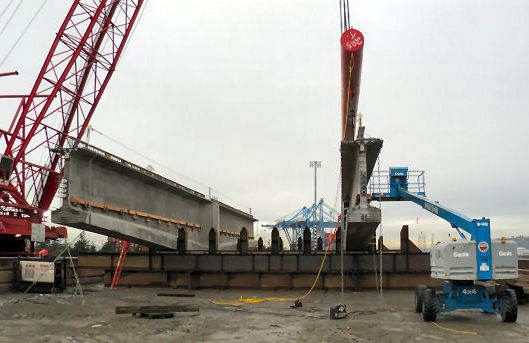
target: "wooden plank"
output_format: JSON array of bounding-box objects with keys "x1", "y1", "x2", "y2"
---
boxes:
[
  {"x1": 139, "y1": 313, "x2": 174, "y2": 319},
  {"x1": 78, "y1": 255, "x2": 111, "y2": 268},
  {"x1": 115, "y1": 304, "x2": 199, "y2": 314},
  {"x1": 66, "y1": 268, "x2": 105, "y2": 278},
  {"x1": 0, "y1": 258, "x2": 16, "y2": 271},
  {"x1": 66, "y1": 276, "x2": 104, "y2": 286},
  {"x1": 70, "y1": 196, "x2": 201, "y2": 229},
  {"x1": 0, "y1": 270, "x2": 14, "y2": 283},
  {"x1": 0, "y1": 283, "x2": 11, "y2": 293}
]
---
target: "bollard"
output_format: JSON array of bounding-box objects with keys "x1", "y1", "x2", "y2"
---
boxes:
[
  {"x1": 271, "y1": 227, "x2": 280, "y2": 255},
  {"x1": 303, "y1": 227, "x2": 311, "y2": 255},
  {"x1": 400, "y1": 225, "x2": 409, "y2": 254},
  {"x1": 378, "y1": 235, "x2": 384, "y2": 251},
  {"x1": 239, "y1": 227, "x2": 248, "y2": 254},
  {"x1": 335, "y1": 227, "x2": 342, "y2": 253},
  {"x1": 177, "y1": 227, "x2": 187, "y2": 255},
  {"x1": 317, "y1": 237, "x2": 323, "y2": 251},
  {"x1": 367, "y1": 234, "x2": 376, "y2": 254},
  {"x1": 208, "y1": 228, "x2": 217, "y2": 254}
]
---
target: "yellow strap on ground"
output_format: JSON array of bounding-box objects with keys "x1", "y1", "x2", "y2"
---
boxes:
[
  {"x1": 211, "y1": 300, "x2": 245, "y2": 306},
  {"x1": 215, "y1": 216, "x2": 343, "y2": 306},
  {"x1": 238, "y1": 296, "x2": 297, "y2": 304},
  {"x1": 431, "y1": 321, "x2": 478, "y2": 335}
]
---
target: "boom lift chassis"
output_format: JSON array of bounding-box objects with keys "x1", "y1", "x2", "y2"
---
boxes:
[{"x1": 371, "y1": 167, "x2": 518, "y2": 322}]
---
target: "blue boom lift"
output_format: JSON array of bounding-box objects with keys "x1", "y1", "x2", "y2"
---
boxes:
[{"x1": 371, "y1": 167, "x2": 518, "y2": 322}]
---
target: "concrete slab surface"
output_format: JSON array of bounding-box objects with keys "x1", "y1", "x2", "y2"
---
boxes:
[{"x1": 0, "y1": 285, "x2": 528, "y2": 342}]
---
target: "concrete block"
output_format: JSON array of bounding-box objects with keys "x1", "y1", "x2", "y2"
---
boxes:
[
  {"x1": 66, "y1": 268, "x2": 104, "y2": 278},
  {"x1": 228, "y1": 273, "x2": 260, "y2": 288},
  {"x1": 384, "y1": 255, "x2": 396, "y2": 272},
  {"x1": 269, "y1": 256, "x2": 282, "y2": 272},
  {"x1": 278, "y1": 255, "x2": 298, "y2": 272},
  {"x1": 395, "y1": 255, "x2": 408, "y2": 272},
  {"x1": 260, "y1": 273, "x2": 291, "y2": 289},
  {"x1": 519, "y1": 260, "x2": 529, "y2": 270},
  {"x1": 163, "y1": 255, "x2": 197, "y2": 271},
  {"x1": 0, "y1": 270, "x2": 13, "y2": 283},
  {"x1": 113, "y1": 255, "x2": 150, "y2": 270},
  {"x1": 323, "y1": 274, "x2": 340, "y2": 288},
  {"x1": 104, "y1": 270, "x2": 112, "y2": 286},
  {"x1": 329, "y1": 255, "x2": 355, "y2": 272},
  {"x1": 387, "y1": 273, "x2": 442, "y2": 289},
  {"x1": 149, "y1": 255, "x2": 162, "y2": 270},
  {"x1": 197, "y1": 256, "x2": 222, "y2": 272},
  {"x1": 78, "y1": 255, "x2": 111, "y2": 268},
  {"x1": 291, "y1": 273, "x2": 322, "y2": 289},
  {"x1": 323, "y1": 274, "x2": 357, "y2": 289},
  {"x1": 66, "y1": 276, "x2": 104, "y2": 286},
  {"x1": 117, "y1": 272, "x2": 168, "y2": 286},
  {"x1": 408, "y1": 254, "x2": 430, "y2": 272},
  {"x1": 253, "y1": 255, "x2": 269, "y2": 272},
  {"x1": 355, "y1": 255, "x2": 375, "y2": 272},
  {"x1": 0, "y1": 283, "x2": 11, "y2": 293},
  {"x1": 168, "y1": 272, "x2": 190, "y2": 288},
  {"x1": 223, "y1": 255, "x2": 253, "y2": 272},
  {"x1": 0, "y1": 258, "x2": 16, "y2": 271},
  {"x1": 198, "y1": 273, "x2": 228, "y2": 288},
  {"x1": 298, "y1": 255, "x2": 329, "y2": 273},
  {"x1": 357, "y1": 274, "x2": 380, "y2": 289},
  {"x1": 355, "y1": 254, "x2": 396, "y2": 272}
]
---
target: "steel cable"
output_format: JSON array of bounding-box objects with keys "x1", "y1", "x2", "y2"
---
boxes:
[
  {"x1": 0, "y1": 0, "x2": 49, "y2": 69},
  {"x1": 0, "y1": 0, "x2": 14, "y2": 23},
  {"x1": 0, "y1": 0, "x2": 22, "y2": 39}
]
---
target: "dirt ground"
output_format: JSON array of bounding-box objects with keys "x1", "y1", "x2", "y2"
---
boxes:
[{"x1": 0, "y1": 285, "x2": 528, "y2": 343}]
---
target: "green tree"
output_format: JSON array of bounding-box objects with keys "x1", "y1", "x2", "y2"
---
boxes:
[
  {"x1": 99, "y1": 240, "x2": 116, "y2": 253},
  {"x1": 71, "y1": 231, "x2": 91, "y2": 256}
]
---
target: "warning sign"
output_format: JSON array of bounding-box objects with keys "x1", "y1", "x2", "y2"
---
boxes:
[{"x1": 478, "y1": 241, "x2": 489, "y2": 253}]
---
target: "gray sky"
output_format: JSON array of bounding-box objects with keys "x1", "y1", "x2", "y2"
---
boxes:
[{"x1": 1, "y1": 1, "x2": 528, "y2": 247}]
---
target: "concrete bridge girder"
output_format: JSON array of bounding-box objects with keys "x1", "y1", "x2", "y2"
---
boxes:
[
  {"x1": 52, "y1": 146, "x2": 255, "y2": 250},
  {"x1": 341, "y1": 138, "x2": 383, "y2": 251}
]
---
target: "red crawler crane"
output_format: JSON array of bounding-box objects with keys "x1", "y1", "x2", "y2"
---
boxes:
[{"x1": 0, "y1": 0, "x2": 144, "y2": 252}]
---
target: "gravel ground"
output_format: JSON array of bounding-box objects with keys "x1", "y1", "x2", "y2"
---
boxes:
[{"x1": 0, "y1": 285, "x2": 528, "y2": 342}]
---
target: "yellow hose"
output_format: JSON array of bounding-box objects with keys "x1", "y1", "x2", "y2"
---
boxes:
[
  {"x1": 237, "y1": 215, "x2": 343, "y2": 304},
  {"x1": 431, "y1": 321, "x2": 478, "y2": 335}
]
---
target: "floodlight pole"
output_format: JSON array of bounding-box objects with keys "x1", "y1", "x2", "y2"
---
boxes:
[{"x1": 309, "y1": 161, "x2": 321, "y2": 244}]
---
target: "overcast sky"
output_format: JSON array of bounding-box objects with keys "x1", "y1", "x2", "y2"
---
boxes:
[{"x1": 1, "y1": 0, "x2": 528, "y2": 247}]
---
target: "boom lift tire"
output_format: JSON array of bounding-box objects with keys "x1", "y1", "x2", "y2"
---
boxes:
[
  {"x1": 415, "y1": 285, "x2": 427, "y2": 313},
  {"x1": 501, "y1": 289, "x2": 518, "y2": 322},
  {"x1": 422, "y1": 288, "x2": 439, "y2": 322}
]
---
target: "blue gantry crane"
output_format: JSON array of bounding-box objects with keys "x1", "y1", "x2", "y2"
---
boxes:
[
  {"x1": 370, "y1": 167, "x2": 518, "y2": 322},
  {"x1": 263, "y1": 199, "x2": 339, "y2": 248}
]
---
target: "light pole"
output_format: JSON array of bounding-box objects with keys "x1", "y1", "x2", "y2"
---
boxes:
[{"x1": 309, "y1": 161, "x2": 321, "y2": 246}]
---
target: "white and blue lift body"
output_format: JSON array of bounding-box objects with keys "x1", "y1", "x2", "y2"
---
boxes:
[{"x1": 371, "y1": 167, "x2": 518, "y2": 322}]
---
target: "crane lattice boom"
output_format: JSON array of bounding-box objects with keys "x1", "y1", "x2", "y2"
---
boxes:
[{"x1": 0, "y1": 0, "x2": 144, "y2": 237}]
